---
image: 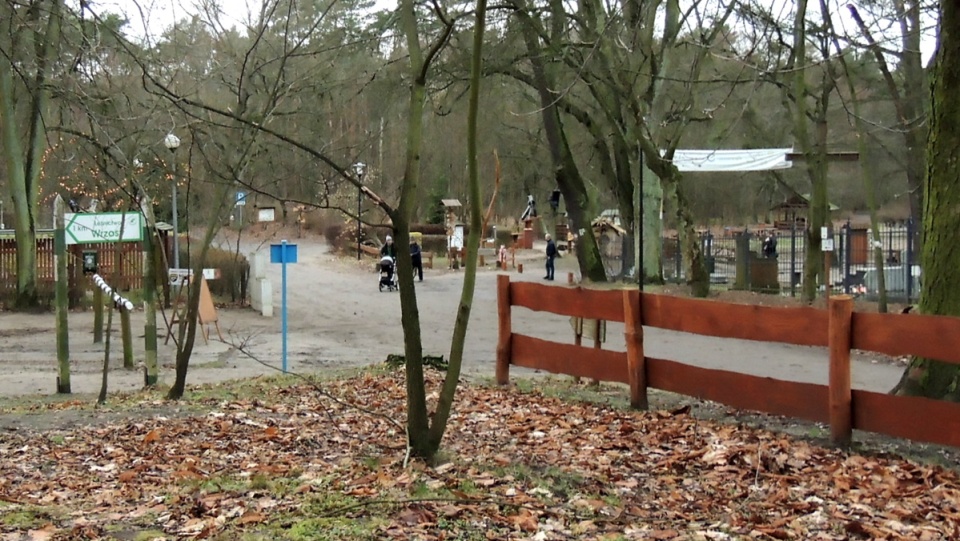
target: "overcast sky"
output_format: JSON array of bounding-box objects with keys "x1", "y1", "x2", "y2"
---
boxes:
[{"x1": 99, "y1": 0, "x2": 935, "y2": 62}]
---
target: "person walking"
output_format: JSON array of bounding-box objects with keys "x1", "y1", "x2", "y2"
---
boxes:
[
  {"x1": 544, "y1": 234, "x2": 557, "y2": 280},
  {"x1": 380, "y1": 235, "x2": 398, "y2": 258},
  {"x1": 410, "y1": 238, "x2": 423, "y2": 281}
]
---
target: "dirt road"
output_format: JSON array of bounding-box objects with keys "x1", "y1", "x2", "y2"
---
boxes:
[{"x1": 0, "y1": 234, "x2": 904, "y2": 398}]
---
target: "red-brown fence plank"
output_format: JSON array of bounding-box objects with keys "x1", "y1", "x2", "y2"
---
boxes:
[
  {"x1": 641, "y1": 293, "x2": 829, "y2": 347},
  {"x1": 852, "y1": 312, "x2": 960, "y2": 365},
  {"x1": 852, "y1": 390, "x2": 960, "y2": 448},
  {"x1": 646, "y1": 357, "x2": 830, "y2": 423},
  {"x1": 510, "y1": 282, "x2": 625, "y2": 322},
  {"x1": 511, "y1": 334, "x2": 628, "y2": 383}
]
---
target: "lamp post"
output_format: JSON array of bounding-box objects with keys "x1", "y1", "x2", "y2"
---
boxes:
[
  {"x1": 354, "y1": 162, "x2": 366, "y2": 261},
  {"x1": 164, "y1": 133, "x2": 181, "y2": 269}
]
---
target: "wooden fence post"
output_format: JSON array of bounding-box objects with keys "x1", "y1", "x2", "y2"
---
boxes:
[
  {"x1": 495, "y1": 274, "x2": 512, "y2": 385},
  {"x1": 623, "y1": 289, "x2": 647, "y2": 409},
  {"x1": 54, "y1": 196, "x2": 71, "y2": 394},
  {"x1": 93, "y1": 287, "x2": 104, "y2": 343},
  {"x1": 828, "y1": 295, "x2": 853, "y2": 446},
  {"x1": 120, "y1": 308, "x2": 134, "y2": 369}
]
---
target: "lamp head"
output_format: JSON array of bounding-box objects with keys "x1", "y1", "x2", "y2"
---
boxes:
[{"x1": 164, "y1": 133, "x2": 181, "y2": 151}]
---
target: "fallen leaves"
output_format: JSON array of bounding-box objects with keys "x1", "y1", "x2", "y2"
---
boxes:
[{"x1": 0, "y1": 370, "x2": 957, "y2": 540}]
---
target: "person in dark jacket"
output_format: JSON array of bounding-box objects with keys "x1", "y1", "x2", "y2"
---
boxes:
[
  {"x1": 380, "y1": 235, "x2": 398, "y2": 259},
  {"x1": 410, "y1": 238, "x2": 423, "y2": 281},
  {"x1": 762, "y1": 232, "x2": 778, "y2": 259},
  {"x1": 544, "y1": 234, "x2": 557, "y2": 280}
]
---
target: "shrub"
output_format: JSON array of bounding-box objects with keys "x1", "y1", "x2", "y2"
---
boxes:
[
  {"x1": 324, "y1": 224, "x2": 343, "y2": 247},
  {"x1": 180, "y1": 244, "x2": 250, "y2": 304}
]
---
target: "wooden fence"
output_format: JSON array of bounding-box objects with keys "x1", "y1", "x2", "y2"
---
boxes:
[
  {"x1": 495, "y1": 275, "x2": 960, "y2": 448},
  {"x1": 0, "y1": 234, "x2": 144, "y2": 299}
]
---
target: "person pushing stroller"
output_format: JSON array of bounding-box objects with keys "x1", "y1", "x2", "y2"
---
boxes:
[{"x1": 379, "y1": 236, "x2": 399, "y2": 292}]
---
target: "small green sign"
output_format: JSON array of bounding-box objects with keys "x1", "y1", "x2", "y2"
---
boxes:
[{"x1": 65, "y1": 213, "x2": 143, "y2": 245}]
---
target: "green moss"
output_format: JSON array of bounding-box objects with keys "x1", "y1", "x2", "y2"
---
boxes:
[
  {"x1": 132, "y1": 530, "x2": 169, "y2": 541},
  {"x1": 0, "y1": 505, "x2": 64, "y2": 529},
  {"x1": 288, "y1": 517, "x2": 380, "y2": 541}
]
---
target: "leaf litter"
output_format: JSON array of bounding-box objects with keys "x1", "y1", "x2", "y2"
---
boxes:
[{"x1": 0, "y1": 368, "x2": 957, "y2": 540}]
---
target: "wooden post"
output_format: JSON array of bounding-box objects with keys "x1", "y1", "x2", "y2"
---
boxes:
[
  {"x1": 495, "y1": 274, "x2": 512, "y2": 385},
  {"x1": 591, "y1": 319, "x2": 602, "y2": 387},
  {"x1": 623, "y1": 290, "x2": 647, "y2": 409},
  {"x1": 142, "y1": 196, "x2": 158, "y2": 386},
  {"x1": 518, "y1": 263, "x2": 523, "y2": 274},
  {"x1": 828, "y1": 295, "x2": 853, "y2": 446},
  {"x1": 573, "y1": 321, "x2": 583, "y2": 384},
  {"x1": 93, "y1": 288, "x2": 104, "y2": 343},
  {"x1": 567, "y1": 272, "x2": 574, "y2": 284},
  {"x1": 120, "y1": 307, "x2": 134, "y2": 369},
  {"x1": 825, "y1": 251, "x2": 831, "y2": 299},
  {"x1": 54, "y1": 196, "x2": 70, "y2": 394}
]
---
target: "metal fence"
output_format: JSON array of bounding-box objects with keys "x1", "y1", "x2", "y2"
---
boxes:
[{"x1": 659, "y1": 221, "x2": 919, "y2": 302}]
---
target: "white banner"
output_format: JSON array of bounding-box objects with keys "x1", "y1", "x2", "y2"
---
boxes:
[{"x1": 669, "y1": 148, "x2": 793, "y2": 172}]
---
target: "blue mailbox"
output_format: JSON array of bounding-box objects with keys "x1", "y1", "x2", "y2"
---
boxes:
[{"x1": 270, "y1": 242, "x2": 298, "y2": 264}]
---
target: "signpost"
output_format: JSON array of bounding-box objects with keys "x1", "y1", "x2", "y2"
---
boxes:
[
  {"x1": 65, "y1": 212, "x2": 142, "y2": 244},
  {"x1": 236, "y1": 192, "x2": 247, "y2": 226},
  {"x1": 822, "y1": 226, "x2": 834, "y2": 299},
  {"x1": 270, "y1": 240, "x2": 298, "y2": 373}
]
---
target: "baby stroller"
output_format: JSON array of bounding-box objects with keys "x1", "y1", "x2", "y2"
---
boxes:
[{"x1": 379, "y1": 256, "x2": 398, "y2": 292}]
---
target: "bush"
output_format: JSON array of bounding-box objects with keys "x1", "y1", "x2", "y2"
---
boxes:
[
  {"x1": 324, "y1": 224, "x2": 343, "y2": 246},
  {"x1": 301, "y1": 208, "x2": 337, "y2": 233},
  {"x1": 180, "y1": 244, "x2": 250, "y2": 304},
  {"x1": 421, "y1": 234, "x2": 448, "y2": 254}
]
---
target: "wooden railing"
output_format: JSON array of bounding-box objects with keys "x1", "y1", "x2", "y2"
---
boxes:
[
  {"x1": 0, "y1": 237, "x2": 144, "y2": 298},
  {"x1": 495, "y1": 275, "x2": 960, "y2": 448}
]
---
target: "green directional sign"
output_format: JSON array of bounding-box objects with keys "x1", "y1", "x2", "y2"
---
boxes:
[{"x1": 65, "y1": 213, "x2": 143, "y2": 245}]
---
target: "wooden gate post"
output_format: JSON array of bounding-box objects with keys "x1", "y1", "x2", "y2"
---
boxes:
[
  {"x1": 623, "y1": 289, "x2": 647, "y2": 409},
  {"x1": 93, "y1": 288, "x2": 104, "y2": 343},
  {"x1": 495, "y1": 274, "x2": 512, "y2": 385},
  {"x1": 828, "y1": 295, "x2": 854, "y2": 446}
]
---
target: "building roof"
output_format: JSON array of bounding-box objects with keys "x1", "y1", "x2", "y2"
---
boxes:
[
  {"x1": 441, "y1": 199, "x2": 462, "y2": 208},
  {"x1": 771, "y1": 193, "x2": 839, "y2": 212}
]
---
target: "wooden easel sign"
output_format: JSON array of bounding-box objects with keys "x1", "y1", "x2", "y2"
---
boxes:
[{"x1": 165, "y1": 274, "x2": 224, "y2": 344}]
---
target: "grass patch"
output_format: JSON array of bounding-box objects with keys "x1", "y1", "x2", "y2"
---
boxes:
[
  {"x1": 0, "y1": 505, "x2": 66, "y2": 529},
  {"x1": 493, "y1": 463, "x2": 588, "y2": 499},
  {"x1": 477, "y1": 374, "x2": 631, "y2": 410}
]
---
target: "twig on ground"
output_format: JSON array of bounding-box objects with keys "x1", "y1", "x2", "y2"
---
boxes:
[{"x1": 223, "y1": 337, "x2": 408, "y2": 445}]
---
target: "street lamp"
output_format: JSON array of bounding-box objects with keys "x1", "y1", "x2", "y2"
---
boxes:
[
  {"x1": 164, "y1": 133, "x2": 181, "y2": 269},
  {"x1": 353, "y1": 162, "x2": 366, "y2": 261}
]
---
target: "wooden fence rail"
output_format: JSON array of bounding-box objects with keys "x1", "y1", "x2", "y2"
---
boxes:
[
  {"x1": 0, "y1": 236, "x2": 144, "y2": 301},
  {"x1": 495, "y1": 274, "x2": 960, "y2": 448}
]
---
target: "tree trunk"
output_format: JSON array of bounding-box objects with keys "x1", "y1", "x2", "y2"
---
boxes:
[
  {"x1": 396, "y1": 0, "x2": 432, "y2": 458},
  {"x1": 641, "y1": 166, "x2": 664, "y2": 283},
  {"x1": 672, "y1": 182, "x2": 710, "y2": 297},
  {"x1": 0, "y1": 0, "x2": 62, "y2": 310},
  {"x1": 827, "y1": 19, "x2": 888, "y2": 312},
  {"x1": 167, "y1": 181, "x2": 231, "y2": 400},
  {"x1": 518, "y1": 14, "x2": 606, "y2": 282},
  {"x1": 427, "y1": 0, "x2": 487, "y2": 454},
  {"x1": 895, "y1": 1, "x2": 960, "y2": 400}
]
